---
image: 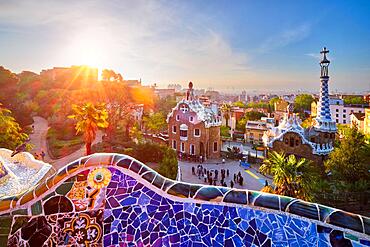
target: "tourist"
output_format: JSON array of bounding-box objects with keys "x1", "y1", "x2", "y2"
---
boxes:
[
  {"x1": 192, "y1": 167, "x2": 195, "y2": 175},
  {"x1": 239, "y1": 176, "x2": 244, "y2": 186},
  {"x1": 227, "y1": 169, "x2": 229, "y2": 177},
  {"x1": 230, "y1": 180, "x2": 234, "y2": 188},
  {"x1": 40, "y1": 150, "x2": 45, "y2": 161},
  {"x1": 233, "y1": 174, "x2": 236, "y2": 182}
]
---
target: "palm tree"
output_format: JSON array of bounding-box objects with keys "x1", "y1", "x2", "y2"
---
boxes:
[
  {"x1": 68, "y1": 103, "x2": 109, "y2": 155},
  {"x1": 260, "y1": 151, "x2": 316, "y2": 201},
  {"x1": 220, "y1": 103, "x2": 232, "y2": 127}
]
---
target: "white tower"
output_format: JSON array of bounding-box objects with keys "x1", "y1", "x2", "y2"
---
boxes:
[{"x1": 314, "y1": 47, "x2": 337, "y2": 133}]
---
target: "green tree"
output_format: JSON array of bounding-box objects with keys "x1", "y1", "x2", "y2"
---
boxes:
[
  {"x1": 220, "y1": 103, "x2": 232, "y2": 127},
  {"x1": 325, "y1": 128, "x2": 369, "y2": 183},
  {"x1": 0, "y1": 103, "x2": 29, "y2": 150},
  {"x1": 220, "y1": 125, "x2": 231, "y2": 137},
  {"x1": 68, "y1": 103, "x2": 109, "y2": 155},
  {"x1": 232, "y1": 101, "x2": 246, "y2": 108},
  {"x1": 130, "y1": 124, "x2": 143, "y2": 144},
  {"x1": 154, "y1": 96, "x2": 177, "y2": 115},
  {"x1": 158, "y1": 147, "x2": 178, "y2": 180},
  {"x1": 294, "y1": 94, "x2": 314, "y2": 113},
  {"x1": 143, "y1": 112, "x2": 167, "y2": 134},
  {"x1": 236, "y1": 111, "x2": 267, "y2": 132},
  {"x1": 0, "y1": 66, "x2": 19, "y2": 110},
  {"x1": 343, "y1": 96, "x2": 365, "y2": 105},
  {"x1": 260, "y1": 151, "x2": 316, "y2": 201}
]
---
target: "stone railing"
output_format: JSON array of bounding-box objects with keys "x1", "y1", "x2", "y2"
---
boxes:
[{"x1": 0, "y1": 152, "x2": 368, "y2": 246}]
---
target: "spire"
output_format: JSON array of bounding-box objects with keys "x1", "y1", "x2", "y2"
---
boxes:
[
  {"x1": 314, "y1": 47, "x2": 336, "y2": 132},
  {"x1": 186, "y1": 81, "x2": 195, "y2": 101}
]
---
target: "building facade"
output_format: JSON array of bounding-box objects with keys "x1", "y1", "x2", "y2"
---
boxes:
[
  {"x1": 167, "y1": 82, "x2": 221, "y2": 160},
  {"x1": 245, "y1": 121, "x2": 268, "y2": 145},
  {"x1": 311, "y1": 98, "x2": 367, "y2": 124},
  {"x1": 350, "y1": 113, "x2": 365, "y2": 132},
  {"x1": 264, "y1": 48, "x2": 336, "y2": 165}
]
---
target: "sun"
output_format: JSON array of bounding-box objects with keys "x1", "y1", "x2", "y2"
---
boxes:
[{"x1": 64, "y1": 34, "x2": 105, "y2": 76}]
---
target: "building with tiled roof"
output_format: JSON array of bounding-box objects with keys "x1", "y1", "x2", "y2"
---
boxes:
[{"x1": 167, "y1": 82, "x2": 221, "y2": 160}]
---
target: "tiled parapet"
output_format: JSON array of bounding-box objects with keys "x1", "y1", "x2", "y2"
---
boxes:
[{"x1": 0, "y1": 151, "x2": 369, "y2": 246}]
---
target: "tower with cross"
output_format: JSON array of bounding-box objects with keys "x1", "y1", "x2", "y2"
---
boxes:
[{"x1": 314, "y1": 47, "x2": 337, "y2": 143}]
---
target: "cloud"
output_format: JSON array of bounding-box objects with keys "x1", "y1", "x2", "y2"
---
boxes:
[
  {"x1": 0, "y1": 0, "x2": 252, "y2": 88},
  {"x1": 258, "y1": 23, "x2": 312, "y2": 53}
]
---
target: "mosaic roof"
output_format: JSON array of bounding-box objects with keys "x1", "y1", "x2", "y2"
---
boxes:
[{"x1": 167, "y1": 99, "x2": 222, "y2": 128}]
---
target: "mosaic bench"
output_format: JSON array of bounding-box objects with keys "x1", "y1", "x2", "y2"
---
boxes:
[{"x1": 0, "y1": 152, "x2": 369, "y2": 246}]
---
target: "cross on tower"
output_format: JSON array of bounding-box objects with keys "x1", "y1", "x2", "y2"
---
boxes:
[
  {"x1": 320, "y1": 47, "x2": 330, "y2": 77},
  {"x1": 320, "y1": 47, "x2": 329, "y2": 55}
]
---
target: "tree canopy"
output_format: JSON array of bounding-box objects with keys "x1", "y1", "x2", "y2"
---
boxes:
[
  {"x1": 325, "y1": 128, "x2": 370, "y2": 183},
  {"x1": 143, "y1": 112, "x2": 167, "y2": 134},
  {"x1": 343, "y1": 96, "x2": 365, "y2": 105},
  {"x1": 260, "y1": 151, "x2": 317, "y2": 201},
  {"x1": 68, "y1": 103, "x2": 109, "y2": 155},
  {"x1": 294, "y1": 94, "x2": 314, "y2": 112},
  {"x1": 0, "y1": 103, "x2": 29, "y2": 150}
]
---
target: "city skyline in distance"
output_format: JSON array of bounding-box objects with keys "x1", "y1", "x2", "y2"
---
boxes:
[{"x1": 0, "y1": 0, "x2": 369, "y2": 93}]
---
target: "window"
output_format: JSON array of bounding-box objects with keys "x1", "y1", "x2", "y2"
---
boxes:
[
  {"x1": 336, "y1": 109, "x2": 339, "y2": 112},
  {"x1": 194, "y1": 129, "x2": 200, "y2": 137},
  {"x1": 295, "y1": 139, "x2": 299, "y2": 146},
  {"x1": 181, "y1": 142, "x2": 185, "y2": 152},
  {"x1": 176, "y1": 115, "x2": 180, "y2": 121},
  {"x1": 343, "y1": 114, "x2": 346, "y2": 118},
  {"x1": 213, "y1": 142, "x2": 218, "y2": 152},
  {"x1": 172, "y1": 125, "x2": 177, "y2": 133},
  {"x1": 172, "y1": 140, "x2": 177, "y2": 149},
  {"x1": 336, "y1": 114, "x2": 338, "y2": 117},
  {"x1": 180, "y1": 130, "x2": 188, "y2": 138},
  {"x1": 336, "y1": 119, "x2": 338, "y2": 123},
  {"x1": 190, "y1": 144, "x2": 195, "y2": 155},
  {"x1": 180, "y1": 105, "x2": 189, "y2": 113},
  {"x1": 343, "y1": 109, "x2": 346, "y2": 113},
  {"x1": 284, "y1": 138, "x2": 289, "y2": 144},
  {"x1": 189, "y1": 116, "x2": 194, "y2": 122},
  {"x1": 289, "y1": 137, "x2": 294, "y2": 147},
  {"x1": 343, "y1": 120, "x2": 346, "y2": 124}
]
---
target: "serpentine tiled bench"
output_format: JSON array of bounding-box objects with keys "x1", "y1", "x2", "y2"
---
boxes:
[{"x1": 0, "y1": 153, "x2": 369, "y2": 246}]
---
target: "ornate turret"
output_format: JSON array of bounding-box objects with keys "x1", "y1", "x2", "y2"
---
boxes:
[
  {"x1": 186, "y1": 81, "x2": 195, "y2": 101},
  {"x1": 314, "y1": 47, "x2": 336, "y2": 133}
]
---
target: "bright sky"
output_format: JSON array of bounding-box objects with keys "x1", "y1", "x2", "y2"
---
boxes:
[{"x1": 0, "y1": 0, "x2": 369, "y2": 93}]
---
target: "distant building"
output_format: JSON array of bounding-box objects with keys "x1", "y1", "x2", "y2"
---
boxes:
[
  {"x1": 311, "y1": 98, "x2": 368, "y2": 124},
  {"x1": 167, "y1": 84, "x2": 182, "y2": 92},
  {"x1": 350, "y1": 113, "x2": 365, "y2": 132},
  {"x1": 264, "y1": 48, "x2": 336, "y2": 165},
  {"x1": 167, "y1": 82, "x2": 221, "y2": 160},
  {"x1": 40, "y1": 66, "x2": 98, "y2": 88},
  {"x1": 245, "y1": 121, "x2": 268, "y2": 145},
  {"x1": 205, "y1": 90, "x2": 221, "y2": 101},
  {"x1": 123, "y1": 79, "x2": 141, "y2": 87},
  {"x1": 274, "y1": 99, "x2": 289, "y2": 112},
  {"x1": 154, "y1": 88, "x2": 176, "y2": 99},
  {"x1": 273, "y1": 99, "x2": 289, "y2": 123}
]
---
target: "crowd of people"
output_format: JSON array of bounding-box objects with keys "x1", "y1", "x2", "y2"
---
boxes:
[{"x1": 192, "y1": 164, "x2": 244, "y2": 188}]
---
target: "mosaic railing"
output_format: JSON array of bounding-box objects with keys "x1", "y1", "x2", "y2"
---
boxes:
[{"x1": 0, "y1": 152, "x2": 369, "y2": 246}]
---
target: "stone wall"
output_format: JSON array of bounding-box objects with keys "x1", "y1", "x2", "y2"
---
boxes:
[
  {"x1": 270, "y1": 132, "x2": 325, "y2": 165},
  {"x1": 0, "y1": 153, "x2": 368, "y2": 246}
]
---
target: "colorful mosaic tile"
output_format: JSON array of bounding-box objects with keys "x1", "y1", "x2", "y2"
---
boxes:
[{"x1": 0, "y1": 152, "x2": 368, "y2": 246}]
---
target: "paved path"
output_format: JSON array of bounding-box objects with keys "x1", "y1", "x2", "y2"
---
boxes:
[
  {"x1": 178, "y1": 159, "x2": 272, "y2": 191},
  {"x1": 28, "y1": 116, "x2": 103, "y2": 171}
]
